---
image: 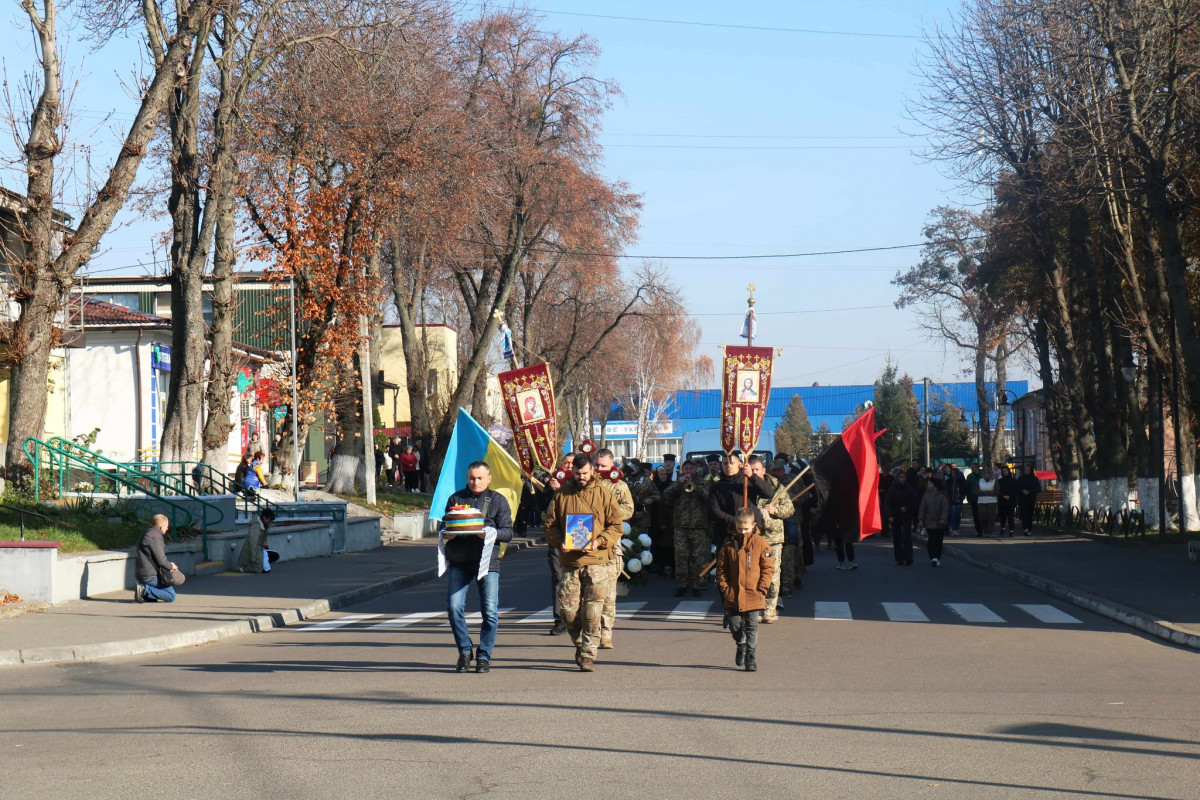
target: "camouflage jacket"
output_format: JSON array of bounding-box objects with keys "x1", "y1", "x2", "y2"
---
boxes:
[
  {"x1": 755, "y1": 474, "x2": 795, "y2": 545},
  {"x1": 662, "y1": 478, "x2": 710, "y2": 529},
  {"x1": 602, "y1": 478, "x2": 635, "y2": 523}
]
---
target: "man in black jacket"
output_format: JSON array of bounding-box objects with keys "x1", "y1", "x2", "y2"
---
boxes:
[
  {"x1": 134, "y1": 514, "x2": 178, "y2": 603},
  {"x1": 708, "y1": 453, "x2": 771, "y2": 546},
  {"x1": 884, "y1": 471, "x2": 919, "y2": 565},
  {"x1": 440, "y1": 461, "x2": 513, "y2": 673},
  {"x1": 1015, "y1": 464, "x2": 1041, "y2": 536}
]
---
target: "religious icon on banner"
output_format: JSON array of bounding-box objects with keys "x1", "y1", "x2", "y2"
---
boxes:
[
  {"x1": 497, "y1": 363, "x2": 558, "y2": 474},
  {"x1": 720, "y1": 345, "x2": 774, "y2": 456}
]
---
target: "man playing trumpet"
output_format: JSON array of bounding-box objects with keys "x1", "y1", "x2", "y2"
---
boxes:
[{"x1": 661, "y1": 459, "x2": 711, "y2": 597}]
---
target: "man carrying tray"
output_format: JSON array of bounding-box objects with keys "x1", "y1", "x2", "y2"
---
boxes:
[
  {"x1": 439, "y1": 461, "x2": 514, "y2": 674},
  {"x1": 543, "y1": 452, "x2": 624, "y2": 672}
]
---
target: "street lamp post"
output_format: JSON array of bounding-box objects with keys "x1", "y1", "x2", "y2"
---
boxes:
[{"x1": 996, "y1": 389, "x2": 1018, "y2": 466}]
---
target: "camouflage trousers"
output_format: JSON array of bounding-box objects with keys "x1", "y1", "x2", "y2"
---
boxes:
[
  {"x1": 560, "y1": 560, "x2": 621, "y2": 659},
  {"x1": 600, "y1": 557, "x2": 620, "y2": 641},
  {"x1": 764, "y1": 542, "x2": 783, "y2": 619},
  {"x1": 674, "y1": 527, "x2": 711, "y2": 589}
]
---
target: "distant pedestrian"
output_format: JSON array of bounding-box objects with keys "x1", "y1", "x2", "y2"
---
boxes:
[
  {"x1": 237, "y1": 508, "x2": 277, "y2": 573},
  {"x1": 919, "y1": 477, "x2": 950, "y2": 566},
  {"x1": 134, "y1": 514, "x2": 181, "y2": 603},
  {"x1": 997, "y1": 465, "x2": 1018, "y2": 536},
  {"x1": 885, "y1": 471, "x2": 918, "y2": 566},
  {"x1": 946, "y1": 464, "x2": 967, "y2": 535},
  {"x1": 400, "y1": 445, "x2": 420, "y2": 492},
  {"x1": 415, "y1": 435, "x2": 431, "y2": 492},
  {"x1": 717, "y1": 507, "x2": 775, "y2": 672},
  {"x1": 1016, "y1": 465, "x2": 1041, "y2": 535},
  {"x1": 387, "y1": 436, "x2": 404, "y2": 485},
  {"x1": 976, "y1": 469, "x2": 998, "y2": 537},
  {"x1": 966, "y1": 463, "x2": 982, "y2": 533}
]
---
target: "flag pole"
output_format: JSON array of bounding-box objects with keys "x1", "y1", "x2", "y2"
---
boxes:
[{"x1": 743, "y1": 282, "x2": 756, "y2": 509}]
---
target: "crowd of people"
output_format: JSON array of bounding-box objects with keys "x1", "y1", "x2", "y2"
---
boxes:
[{"x1": 375, "y1": 435, "x2": 432, "y2": 493}]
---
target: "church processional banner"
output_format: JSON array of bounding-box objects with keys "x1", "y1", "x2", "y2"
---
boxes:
[
  {"x1": 497, "y1": 363, "x2": 559, "y2": 474},
  {"x1": 720, "y1": 345, "x2": 774, "y2": 457}
]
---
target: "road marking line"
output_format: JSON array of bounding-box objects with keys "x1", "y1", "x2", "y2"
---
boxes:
[
  {"x1": 367, "y1": 611, "x2": 443, "y2": 629},
  {"x1": 616, "y1": 602, "x2": 648, "y2": 619},
  {"x1": 514, "y1": 607, "x2": 556, "y2": 624},
  {"x1": 882, "y1": 602, "x2": 929, "y2": 622},
  {"x1": 296, "y1": 614, "x2": 383, "y2": 631},
  {"x1": 1015, "y1": 604, "x2": 1083, "y2": 624},
  {"x1": 667, "y1": 600, "x2": 714, "y2": 620},
  {"x1": 438, "y1": 608, "x2": 515, "y2": 626},
  {"x1": 946, "y1": 603, "x2": 1006, "y2": 623},
  {"x1": 814, "y1": 601, "x2": 853, "y2": 620}
]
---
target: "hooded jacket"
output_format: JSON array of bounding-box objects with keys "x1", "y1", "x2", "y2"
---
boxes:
[
  {"x1": 544, "y1": 475, "x2": 624, "y2": 569},
  {"x1": 716, "y1": 530, "x2": 775, "y2": 612}
]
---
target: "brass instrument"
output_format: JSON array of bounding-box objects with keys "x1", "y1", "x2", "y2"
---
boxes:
[{"x1": 683, "y1": 476, "x2": 695, "y2": 493}]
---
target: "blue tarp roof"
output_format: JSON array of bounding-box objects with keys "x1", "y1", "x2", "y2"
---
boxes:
[{"x1": 660, "y1": 381, "x2": 1029, "y2": 434}]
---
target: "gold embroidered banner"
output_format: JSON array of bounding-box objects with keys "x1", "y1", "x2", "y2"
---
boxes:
[
  {"x1": 497, "y1": 363, "x2": 558, "y2": 474},
  {"x1": 720, "y1": 345, "x2": 774, "y2": 456}
]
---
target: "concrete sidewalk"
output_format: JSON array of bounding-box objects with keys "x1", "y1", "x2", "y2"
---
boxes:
[
  {"x1": 0, "y1": 534, "x2": 543, "y2": 667},
  {"x1": 931, "y1": 527, "x2": 1200, "y2": 650}
]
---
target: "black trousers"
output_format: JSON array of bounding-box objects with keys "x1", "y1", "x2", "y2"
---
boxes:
[
  {"x1": 891, "y1": 518, "x2": 913, "y2": 563},
  {"x1": 926, "y1": 527, "x2": 947, "y2": 560},
  {"x1": 1019, "y1": 499, "x2": 1035, "y2": 532},
  {"x1": 836, "y1": 539, "x2": 856, "y2": 564},
  {"x1": 998, "y1": 501, "x2": 1015, "y2": 533}
]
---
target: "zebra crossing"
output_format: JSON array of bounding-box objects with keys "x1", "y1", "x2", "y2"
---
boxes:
[{"x1": 294, "y1": 600, "x2": 1084, "y2": 631}]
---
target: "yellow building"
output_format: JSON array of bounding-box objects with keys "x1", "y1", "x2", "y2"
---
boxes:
[{"x1": 375, "y1": 324, "x2": 458, "y2": 434}]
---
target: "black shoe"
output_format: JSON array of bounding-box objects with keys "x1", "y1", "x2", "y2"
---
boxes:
[
  {"x1": 735, "y1": 643, "x2": 746, "y2": 667},
  {"x1": 674, "y1": 587, "x2": 687, "y2": 597},
  {"x1": 455, "y1": 653, "x2": 472, "y2": 672},
  {"x1": 691, "y1": 588, "x2": 703, "y2": 598},
  {"x1": 475, "y1": 658, "x2": 490, "y2": 673},
  {"x1": 549, "y1": 620, "x2": 567, "y2": 636},
  {"x1": 134, "y1": 583, "x2": 145, "y2": 603},
  {"x1": 745, "y1": 651, "x2": 757, "y2": 672},
  {"x1": 722, "y1": 611, "x2": 730, "y2": 630}
]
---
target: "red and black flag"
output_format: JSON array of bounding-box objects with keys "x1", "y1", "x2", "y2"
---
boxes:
[{"x1": 810, "y1": 407, "x2": 884, "y2": 541}]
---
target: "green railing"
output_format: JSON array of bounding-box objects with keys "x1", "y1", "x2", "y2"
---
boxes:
[
  {"x1": 141, "y1": 460, "x2": 344, "y2": 525},
  {"x1": 22, "y1": 437, "x2": 224, "y2": 551}
]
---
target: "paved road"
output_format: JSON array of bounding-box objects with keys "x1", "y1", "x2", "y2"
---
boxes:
[{"x1": 4, "y1": 541, "x2": 1198, "y2": 799}]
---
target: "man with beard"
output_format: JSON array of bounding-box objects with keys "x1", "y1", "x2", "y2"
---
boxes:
[{"x1": 544, "y1": 453, "x2": 624, "y2": 672}]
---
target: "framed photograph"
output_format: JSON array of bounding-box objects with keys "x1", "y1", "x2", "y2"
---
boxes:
[
  {"x1": 517, "y1": 389, "x2": 547, "y2": 423},
  {"x1": 735, "y1": 370, "x2": 760, "y2": 403},
  {"x1": 564, "y1": 513, "x2": 595, "y2": 551}
]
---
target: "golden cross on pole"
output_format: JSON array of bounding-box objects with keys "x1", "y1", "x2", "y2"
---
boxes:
[{"x1": 746, "y1": 281, "x2": 757, "y2": 306}]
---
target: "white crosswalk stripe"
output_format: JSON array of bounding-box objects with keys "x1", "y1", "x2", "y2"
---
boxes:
[
  {"x1": 367, "y1": 611, "x2": 443, "y2": 629},
  {"x1": 295, "y1": 613, "x2": 382, "y2": 631},
  {"x1": 1014, "y1": 604, "x2": 1083, "y2": 624},
  {"x1": 616, "y1": 601, "x2": 649, "y2": 619},
  {"x1": 666, "y1": 600, "x2": 715, "y2": 620},
  {"x1": 946, "y1": 603, "x2": 1006, "y2": 623},
  {"x1": 814, "y1": 601, "x2": 853, "y2": 620},
  {"x1": 514, "y1": 607, "x2": 556, "y2": 624},
  {"x1": 882, "y1": 602, "x2": 930, "y2": 622}
]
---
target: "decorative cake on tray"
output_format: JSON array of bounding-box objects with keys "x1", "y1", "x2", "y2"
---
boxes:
[{"x1": 444, "y1": 504, "x2": 486, "y2": 534}]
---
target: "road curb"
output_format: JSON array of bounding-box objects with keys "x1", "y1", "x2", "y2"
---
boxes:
[
  {"x1": 0, "y1": 536, "x2": 544, "y2": 667},
  {"x1": 940, "y1": 540, "x2": 1200, "y2": 651}
]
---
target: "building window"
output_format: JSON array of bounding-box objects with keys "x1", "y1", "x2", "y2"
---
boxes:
[{"x1": 92, "y1": 293, "x2": 139, "y2": 311}]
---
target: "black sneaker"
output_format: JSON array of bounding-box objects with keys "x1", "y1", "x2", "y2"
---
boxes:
[
  {"x1": 455, "y1": 653, "x2": 472, "y2": 673},
  {"x1": 549, "y1": 620, "x2": 567, "y2": 636},
  {"x1": 475, "y1": 658, "x2": 490, "y2": 673},
  {"x1": 735, "y1": 643, "x2": 746, "y2": 667},
  {"x1": 745, "y1": 652, "x2": 757, "y2": 672}
]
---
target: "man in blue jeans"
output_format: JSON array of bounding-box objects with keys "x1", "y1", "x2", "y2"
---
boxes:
[
  {"x1": 134, "y1": 514, "x2": 179, "y2": 603},
  {"x1": 439, "y1": 461, "x2": 513, "y2": 673}
]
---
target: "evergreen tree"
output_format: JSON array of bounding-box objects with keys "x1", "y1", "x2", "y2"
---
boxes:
[
  {"x1": 873, "y1": 360, "x2": 920, "y2": 467},
  {"x1": 928, "y1": 395, "x2": 973, "y2": 461},
  {"x1": 811, "y1": 421, "x2": 834, "y2": 458},
  {"x1": 774, "y1": 394, "x2": 813, "y2": 459}
]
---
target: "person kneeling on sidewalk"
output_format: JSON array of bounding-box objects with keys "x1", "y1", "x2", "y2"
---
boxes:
[
  {"x1": 134, "y1": 514, "x2": 182, "y2": 603},
  {"x1": 717, "y1": 507, "x2": 775, "y2": 672},
  {"x1": 438, "y1": 461, "x2": 514, "y2": 674}
]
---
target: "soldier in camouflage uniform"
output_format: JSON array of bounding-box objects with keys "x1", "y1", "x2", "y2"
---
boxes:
[
  {"x1": 749, "y1": 456, "x2": 794, "y2": 623},
  {"x1": 661, "y1": 459, "x2": 711, "y2": 596},
  {"x1": 770, "y1": 459, "x2": 801, "y2": 594},
  {"x1": 595, "y1": 449, "x2": 634, "y2": 650}
]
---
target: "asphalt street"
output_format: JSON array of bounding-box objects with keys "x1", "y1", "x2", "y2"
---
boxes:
[{"x1": 4, "y1": 540, "x2": 1198, "y2": 799}]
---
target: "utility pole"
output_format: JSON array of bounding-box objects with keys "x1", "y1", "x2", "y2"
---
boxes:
[
  {"x1": 360, "y1": 314, "x2": 376, "y2": 506},
  {"x1": 922, "y1": 376, "x2": 930, "y2": 466},
  {"x1": 289, "y1": 277, "x2": 301, "y2": 501}
]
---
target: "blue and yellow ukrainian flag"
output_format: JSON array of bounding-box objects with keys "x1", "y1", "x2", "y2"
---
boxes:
[{"x1": 429, "y1": 408, "x2": 524, "y2": 522}]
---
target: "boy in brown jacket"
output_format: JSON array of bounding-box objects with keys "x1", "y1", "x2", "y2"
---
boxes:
[{"x1": 716, "y1": 506, "x2": 775, "y2": 672}]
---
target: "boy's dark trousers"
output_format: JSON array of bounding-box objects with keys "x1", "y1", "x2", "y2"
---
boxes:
[
  {"x1": 728, "y1": 609, "x2": 761, "y2": 653},
  {"x1": 926, "y1": 526, "x2": 947, "y2": 560}
]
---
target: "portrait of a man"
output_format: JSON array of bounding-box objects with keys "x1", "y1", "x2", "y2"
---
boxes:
[{"x1": 736, "y1": 370, "x2": 759, "y2": 402}]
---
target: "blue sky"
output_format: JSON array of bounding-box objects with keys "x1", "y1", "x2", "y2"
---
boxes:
[{"x1": 3, "y1": 1, "x2": 1019, "y2": 390}]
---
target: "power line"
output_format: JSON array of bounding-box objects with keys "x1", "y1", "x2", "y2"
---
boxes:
[
  {"x1": 480, "y1": 5, "x2": 923, "y2": 40},
  {"x1": 606, "y1": 144, "x2": 912, "y2": 151}
]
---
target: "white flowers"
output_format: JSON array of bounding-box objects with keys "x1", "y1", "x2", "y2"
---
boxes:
[
  {"x1": 627, "y1": 558, "x2": 643, "y2": 573},
  {"x1": 620, "y1": 538, "x2": 634, "y2": 551},
  {"x1": 639, "y1": 550, "x2": 653, "y2": 565},
  {"x1": 710, "y1": 543, "x2": 718, "y2": 554},
  {"x1": 637, "y1": 533, "x2": 652, "y2": 548},
  {"x1": 622, "y1": 522, "x2": 632, "y2": 535}
]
